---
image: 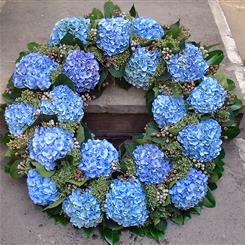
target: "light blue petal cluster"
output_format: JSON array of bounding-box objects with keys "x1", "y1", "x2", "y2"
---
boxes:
[
  {"x1": 78, "y1": 139, "x2": 118, "y2": 178},
  {"x1": 124, "y1": 47, "x2": 160, "y2": 89},
  {"x1": 133, "y1": 144, "x2": 171, "y2": 184},
  {"x1": 63, "y1": 50, "x2": 100, "y2": 93},
  {"x1": 4, "y1": 102, "x2": 36, "y2": 136},
  {"x1": 104, "y1": 178, "x2": 148, "y2": 227},
  {"x1": 96, "y1": 17, "x2": 131, "y2": 56},
  {"x1": 29, "y1": 127, "x2": 74, "y2": 171},
  {"x1": 166, "y1": 43, "x2": 208, "y2": 82},
  {"x1": 62, "y1": 188, "x2": 102, "y2": 228},
  {"x1": 27, "y1": 169, "x2": 60, "y2": 206},
  {"x1": 169, "y1": 168, "x2": 208, "y2": 209},
  {"x1": 187, "y1": 76, "x2": 227, "y2": 113},
  {"x1": 177, "y1": 119, "x2": 222, "y2": 162},
  {"x1": 152, "y1": 94, "x2": 187, "y2": 128},
  {"x1": 40, "y1": 85, "x2": 84, "y2": 122},
  {"x1": 132, "y1": 17, "x2": 164, "y2": 39},
  {"x1": 48, "y1": 17, "x2": 90, "y2": 47},
  {"x1": 13, "y1": 52, "x2": 58, "y2": 90}
]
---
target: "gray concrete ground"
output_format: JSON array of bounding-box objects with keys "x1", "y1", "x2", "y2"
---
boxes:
[{"x1": 0, "y1": 0, "x2": 245, "y2": 245}]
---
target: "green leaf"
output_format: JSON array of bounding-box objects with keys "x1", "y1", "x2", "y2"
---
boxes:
[
  {"x1": 226, "y1": 79, "x2": 235, "y2": 91},
  {"x1": 228, "y1": 99, "x2": 243, "y2": 112},
  {"x1": 145, "y1": 225, "x2": 165, "y2": 242},
  {"x1": 109, "y1": 66, "x2": 125, "y2": 78},
  {"x1": 190, "y1": 206, "x2": 203, "y2": 215},
  {"x1": 206, "y1": 50, "x2": 224, "y2": 65},
  {"x1": 0, "y1": 132, "x2": 11, "y2": 144},
  {"x1": 66, "y1": 179, "x2": 87, "y2": 187},
  {"x1": 99, "y1": 227, "x2": 121, "y2": 245},
  {"x1": 203, "y1": 187, "x2": 216, "y2": 208},
  {"x1": 43, "y1": 195, "x2": 66, "y2": 211},
  {"x1": 89, "y1": 8, "x2": 104, "y2": 20},
  {"x1": 167, "y1": 19, "x2": 181, "y2": 38},
  {"x1": 31, "y1": 161, "x2": 55, "y2": 177},
  {"x1": 60, "y1": 33, "x2": 83, "y2": 47},
  {"x1": 115, "y1": 77, "x2": 132, "y2": 90},
  {"x1": 104, "y1": 1, "x2": 115, "y2": 18},
  {"x1": 222, "y1": 126, "x2": 240, "y2": 139},
  {"x1": 76, "y1": 124, "x2": 85, "y2": 144},
  {"x1": 155, "y1": 219, "x2": 167, "y2": 232},
  {"x1": 27, "y1": 42, "x2": 40, "y2": 51},
  {"x1": 81, "y1": 121, "x2": 94, "y2": 140},
  {"x1": 171, "y1": 215, "x2": 184, "y2": 225},
  {"x1": 16, "y1": 51, "x2": 29, "y2": 63},
  {"x1": 129, "y1": 227, "x2": 145, "y2": 236},
  {"x1": 9, "y1": 159, "x2": 24, "y2": 178},
  {"x1": 83, "y1": 227, "x2": 94, "y2": 237},
  {"x1": 54, "y1": 73, "x2": 75, "y2": 91},
  {"x1": 129, "y1": 4, "x2": 139, "y2": 17}
]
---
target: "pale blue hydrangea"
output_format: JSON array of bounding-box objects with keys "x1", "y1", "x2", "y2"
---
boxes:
[
  {"x1": 40, "y1": 85, "x2": 84, "y2": 122},
  {"x1": 28, "y1": 127, "x2": 74, "y2": 171},
  {"x1": 48, "y1": 17, "x2": 90, "y2": 47},
  {"x1": 62, "y1": 188, "x2": 102, "y2": 228},
  {"x1": 104, "y1": 178, "x2": 148, "y2": 227},
  {"x1": 187, "y1": 76, "x2": 227, "y2": 113},
  {"x1": 124, "y1": 47, "x2": 160, "y2": 89},
  {"x1": 4, "y1": 102, "x2": 36, "y2": 136},
  {"x1": 177, "y1": 119, "x2": 222, "y2": 162},
  {"x1": 96, "y1": 17, "x2": 131, "y2": 56},
  {"x1": 169, "y1": 168, "x2": 208, "y2": 210},
  {"x1": 132, "y1": 17, "x2": 164, "y2": 39},
  {"x1": 152, "y1": 94, "x2": 187, "y2": 128},
  {"x1": 13, "y1": 52, "x2": 58, "y2": 90},
  {"x1": 62, "y1": 50, "x2": 100, "y2": 93},
  {"x1": 166, "y1": 43, "x2": 208, "y2": 82},
  {"x1": 133, "y1": 144, "x2": 171, "y2": 184},
  {"x1": 27, "y1": 169, "x2": 60, "y2": 206},
  {"x1": 78, "y1": 139, "x2": 118, "y2": 178}
]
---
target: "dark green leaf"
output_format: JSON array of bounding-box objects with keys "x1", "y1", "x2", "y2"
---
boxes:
[
  {"x1": 145, "y1": 89, "x2": 155, "y2": 115},
  {"x1": 9, "y1": 159, "x2": 24, "y2": 178},
  {"x1": 0, "y1": 132, "x2": 11, "y2": 144},
  {"x1": 229, "y1": 99, "x2": 243, "y2": 112},
  {"x1": 167, "y1": 19, "x2": 181, "y2": 38},
  {"x1": 104, "y1": 1, "x2": 115, "y2": 18},
  {"x1": 54, "y1": 74, "x2": 75, "y2": 91},
  {"x1": 31, "y1": 161, "x2": 55, "y2": 177},
  {"x1": 109, "y1": 66, "x2": 125, "y2": 78},
  {"x1": 190, "y1": 206, "x2": 203, "y2": 215},
  {"x1": 43, "y1": 195, "x2": 66, "y2": 211},
  {"x1": 129, "y1": 227, "x2": 146, "y2": 236},
  {"x1": 170, "y1": 215, "x2": 184, "y2": 225},
  {"x1": 203, "y1": 187, "x2": 216, "y2": 208},
  {"x1": 206, "y1": 50, "x2": 224, "y2": 65},
  {"x1": 129, "y1": 4, "x2": 139, "y2": 17},
  {"x1": 81, "y1": 121, "x2": 94, "y2": 140},
  {"x1": 226, "y1": 79, "x2": 235, "y2": 91},
  {"x1": 115, "y1": 77, "x2": 132, "y2": 90},
  {"x1": 16, "y1": 51, "x2": 29, "y2": 63},
  {"x1": 27, "y1": 42, "x2": 40, "y2": 51},
  {"x1": 145, "y1": 225, "x2": 165, "y2": 242},
  {"x1": 99, "y1": 227, "x2": 121, "y2": 245},
  {"x1": 155, "y1": 219, "x2": 167, "y2": 232},
  {"x1": 89, "y1": 8, "x2": 104, "y2": 20},
  {"x1": 222, "y1": 126, "x2": 240, "y2": 139},
  {"x1": 60, "y1": 33, "x2": 83, "y2": 47},
  {"x1": 76, "y1": 124, "x2": 85, "y2": 144},
  {"x1": 83, "y1": 227, "x2": 94, "y2": 237}
]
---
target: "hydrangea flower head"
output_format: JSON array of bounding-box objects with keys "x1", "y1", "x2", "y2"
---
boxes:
[
  {"x1": 78, "y1": 139, "x2": 118, "y2": 178},
  {"x1": 62, "y1": 50, "x2": 100, "y2": 93},
  {"x1": 166, "y1": 43, "x2": 208, "y2": 82},
  {"x1": 133, "y1": 144, "x2": 171, "y2": 184},
  {"x1": 27, "y1": 169, "x2": 60, "y2": 206},
  {"x1": 169, "y1": 168, "x2": 208, "y2": 209},
  {"x1": 13, "y1": 52, "x2": 58, "y2": 90},
  {"x1": 96, "y1": 17, "x2": 131, "y2": 56},
  {"x1": 132, "y1": 17, "x2": 164, "y2": 39},
  {"x1": 4, "y1": 102, "x2": 36, "y2": 136},
  {"x1": 48, "y1": 17, "x2": 90, "y2": 47},
  {"x1": 104, "y1": 178, "x2": 148, "y2": 227},
  {"x1": 40, "y1": 85, "x2": 84, "y2": 122},
  {"x1": 29, "y1": 127, "x2": 74, "y2": 171},
  {"x1": 124, "y1": 47, "x2": 160, "y2": 89},
  {"x1": 62, "y1": 188, "x2": 102, "y2": 228},
  {"x1": 177, "y1": 119, "x2": 222, "y2": 162},
  {"x1": 152, "y1": 94, "x2": 187, "y2": 128},
  {"x1": 187, "y1": 76, "x2": 227, "y2": 113}
]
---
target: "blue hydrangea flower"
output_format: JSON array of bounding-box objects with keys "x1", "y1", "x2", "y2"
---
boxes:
[
  {"x1": 166, "y1": 43, "x2": 208, "y2": 82},
  {"x1": 169, "y1": 168, "x2": 208, "y2": 209},
  {"x1": 4, "y1": 102, "x2": 36, "y2": 136},
  {"x1": 40, "y1": 85, "x2": 84, "y2": 122},
  {"x1": 96, "y1": 17, "x2": 131, "y2": 56},
  {"x1": 187, "y1": 76, "x2": 227, "y2": 113},
  {"x1": 104, "y1": 178, "x2": 148, "y2": 227},
  {"x1": 177, "y1": 119, "x2": 222, "y2": 162},
  {"x1": 124, "y1": 47, "x2": 160, "y2": 89},
  {"x1": 62, "y1": 188, "x2": 102, "y2": 228},
  {"x1": 133, "y1": 144, "x2": 171, "y2": 184},
  {"x1": 132, "y1": 17, "x2": 164, "y2": 39},
  {"x1": 48, "y1": 17, "x2": 90, "y2": 47},
  {"x1": 78, "y1": 139, "x2": 118, "y2": 178},
  {"x1": 29, "y1": 127, "x2": 74, "y2": 171},
  {"x1": 152, "y1": 94, "x2": 187, "y2": 128},
  {"x1": 13, "y1": 52, "x2": 58, "y2": 90},
  {"x1": 27, "y1": 169, "x2": 60, "y2": 206},
  {"x1": 62, "y1": 50, "x2": 100, "y2": 93}
]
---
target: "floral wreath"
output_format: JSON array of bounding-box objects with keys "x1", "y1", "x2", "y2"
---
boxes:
[{"x1": 0, "y1": 1, "x2": 243, "y2": 244}]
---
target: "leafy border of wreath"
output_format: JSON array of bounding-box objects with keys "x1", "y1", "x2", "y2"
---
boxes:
[{"x1": 0, "y1": 1, "x2": 243, "y2": 244}]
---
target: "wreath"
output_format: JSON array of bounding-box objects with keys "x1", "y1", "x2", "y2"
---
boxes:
[{"x1": 0, "y1": 1, "x2": 243, "y2": 244}]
